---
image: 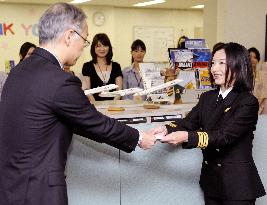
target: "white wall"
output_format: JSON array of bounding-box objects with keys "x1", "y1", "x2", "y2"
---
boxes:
[
  {"x1": 112, "y1": 8, "x2": 203, "y2": 68},
  {"x1": 0, "y1": 3, "x2": 42, "y2": 72},
  {"x1": 0, "y1": 3, "x2": 203, "y2": 74},
  {"x1": 204, "y1": 0, "x2": 267, "y2": 60},
  {"x1": 203, "y1": 0, "x2": 218, "y2": 49}
]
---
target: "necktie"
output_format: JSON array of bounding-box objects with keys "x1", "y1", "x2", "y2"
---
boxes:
[{"x1": 216, "y1": 94, "x2": 223, "y2": 106}]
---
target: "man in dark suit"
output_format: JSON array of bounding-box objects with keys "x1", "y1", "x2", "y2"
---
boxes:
[
  {"x1": 0, "y1": 3, "x2": 155, "y2": 205},
  {"x1": 152, "y1": 42, "x2": 265, "y2": 204}
]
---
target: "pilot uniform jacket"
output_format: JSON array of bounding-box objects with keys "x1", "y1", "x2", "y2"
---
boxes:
[
  {"x1": 0, "y1": 48, "x2": 139, "y2": 205},
  {"x1": 166, "y1": 88, "x2": 266, "y2": 200}
]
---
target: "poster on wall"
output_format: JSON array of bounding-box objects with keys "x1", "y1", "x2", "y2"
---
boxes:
[
  {"x1": 185, "y1": 39, "x2": 206, "y2": 49},
  {"x1": 139, "y1": 62, "x2": 165, "y2": 91},
  {"x1": 5, "y1": 60, "x2": 15, "y2": 73},
  {"x1": 139, "y1": 62, "x2": 176, "y2": 102},
  {"x1": 134, "y1": 26, "x2": 174, "y2": 62},
  {"x1": 169, "y1": 49, "x2": 193, "y2": 71},
  {"x1": 168, "y1": 46, "x2": 212, "y2": 89},
  {"x1": 192, "y1": 48, "x2": 211, "y2": 89}
]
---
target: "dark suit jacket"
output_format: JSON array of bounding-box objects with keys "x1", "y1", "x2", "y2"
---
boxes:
[
  {"x1": 0, "y1": 48, "x2": 139, "y2": 205},
  {"x1": 166, "y1": 88, "x2": 266, "y2": 200}
]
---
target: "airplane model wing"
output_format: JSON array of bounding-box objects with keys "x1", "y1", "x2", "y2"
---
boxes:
[
  {"x1": 134, "y1": 78, "x2": 183, "y2": 96},
  {"x1": 84, "y1": 84, "x2": 118, "y2": 96},
  {"x1": 99, "y1": 92, "x2": 120, "y2": 98},
  {"x1": 99, "y1": 87, "x2": 143, "y2": 97}
]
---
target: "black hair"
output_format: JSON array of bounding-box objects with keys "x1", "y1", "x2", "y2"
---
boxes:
[
  {"x1": 19, "y1": 42, "x2": 36, "y2": 61},
  {"x1": 131, "y1": 39, "x2": 146, "y2": 63},
  {"x1": 248, "y1": 47, "x2": 260, "y2": 62},
  {"x1": 212, "y1": 42, "x2": 224, "y2": 55},
  {"x1": 90, "y1": 33, "x2": 113, "y2": 65},
  {"x1": 177, "y1": 35, "x2": 188, "y2": 49},
  {"x1": 131, "y1": 39, "x2": 146, "y2": 52},
  {"x1": 209, "y1": 42, "x2": 253, "y2": 92},
  {"x1": 209, "y1": 43, "x2": 225, "y2": 87}
]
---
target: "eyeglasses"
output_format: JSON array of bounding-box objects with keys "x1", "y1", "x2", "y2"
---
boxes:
[{"x1": 73, "y1": 30, "x2": 90, "y2": 48}]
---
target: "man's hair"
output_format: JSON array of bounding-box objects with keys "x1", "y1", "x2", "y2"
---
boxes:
[
  {"x1": 90, "y1": 33, "x2": 113, "y2": 65},
  {"x1": 248, "y1": 47, "x2": 260, "y2": 62},
  {"x1": 19, "y1": 42, "x2": 36, "y2": 61},
  {"x1": 38, "y1": 3, "x2": 87, "y2": 45},
  {"x1": 209, "y1": 42, "x2": 254, "y2": 92}
]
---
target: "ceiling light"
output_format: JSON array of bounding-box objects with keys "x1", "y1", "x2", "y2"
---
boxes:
[
  {"x1": 134, "y1": 0, "x2": 166, "y2": 7},
  {"x1": 70, "y1": 0, "x2": 91, "y2": 4},
  {"x1": 191, "y1": 4, "x2": 205, "y2": 9}
]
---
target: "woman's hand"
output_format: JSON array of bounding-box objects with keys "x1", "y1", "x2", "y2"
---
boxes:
[{"x1": 161, "y1": 131, "x2": 188, "y2": 146}]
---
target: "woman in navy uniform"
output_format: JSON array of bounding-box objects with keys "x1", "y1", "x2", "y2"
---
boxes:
[{"x1": 153, "y1": 42, "x2": 265, "y2": 205}]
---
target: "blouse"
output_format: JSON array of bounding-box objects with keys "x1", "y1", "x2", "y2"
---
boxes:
[
  {"x1": 82, "y1": 61, "x2": 122, "y2": 101},
  {"x1": 122, "y1": 65, "x2": 144, "y2": 100}
]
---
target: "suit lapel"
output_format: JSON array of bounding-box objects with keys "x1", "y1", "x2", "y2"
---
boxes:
[
  {"x1": 223, "y1": 90, "x2": 239, "y2": 111},
  {"x1": 206, "y1": 91, "x2": 224, "y2": 128},
  {"x1": 206, "y1": 90, "x2": 239, "y2": 129},
  {"x1": 32, "y1": 47, "x2": 62, "y2": 68}
]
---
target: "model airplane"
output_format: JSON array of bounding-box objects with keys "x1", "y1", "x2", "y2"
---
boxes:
[
  {"x1": 84, "y1": 84, "x2": 118, "y2": 96},
  {"x1": 99, "y1": 87, "x2": 143, "y2": 97},
  {"x1": 134, "y1": 78, "x2": 183, "y2": 96}
]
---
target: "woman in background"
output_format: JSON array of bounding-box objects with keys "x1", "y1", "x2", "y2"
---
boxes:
[
  {"x1": 258, "y1": 62, "x2": 267, "y2": 114},
  {"x1": 248, "y1": 47, "x2": 260, "y2": 78},
  {"x1": 248, "y1": 47, "x2": 267, "y2": 114},
  {"x1": 153, "y1": 42, "x2": 266, "y2": 205},
  {"x1": 177, "y1": 35, "x2": 188, "y2": 49},
  {"x1": 19, "y1": 42, "x2": 36, "y2": 61},
  {"x1": 122, "y1": 39, "x2": 146, "y2": 100},
  {"x1": 82, "y1": 33, "x2": 122, "y2": 101}
]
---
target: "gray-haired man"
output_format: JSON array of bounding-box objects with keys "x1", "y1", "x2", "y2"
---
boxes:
[{"x1": 0, "y1": 3, "x2": 155, "y2": 205}]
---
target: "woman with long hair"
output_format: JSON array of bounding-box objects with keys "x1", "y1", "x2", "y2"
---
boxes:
[
  {"x1": 82, "y1": 33, "x2": 122, "y2": 101},
  {"x1": 153, "y1": 42, "x2": 266, "y2": 205},
  {"x1": 19, "y1": 42, "x2": 36, "y2": 61},
  {"x1": 248, "y1": 47, "x2": 267, "y2": 114},
  {"x1": 122, "y1": 39, "x2": 146, "y2": 100}
]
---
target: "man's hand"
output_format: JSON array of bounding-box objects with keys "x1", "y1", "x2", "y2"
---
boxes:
[
  {"x1": 161, "y1": 131, "x2": 188, "y2": 146},
  {"x1": 139, "y1": 131, "x2": 156, "y2": 150}
]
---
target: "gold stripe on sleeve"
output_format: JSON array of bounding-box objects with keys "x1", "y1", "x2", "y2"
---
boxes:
[
  {"x1": 197, "y1": 132, "x2": 203, "y2": 148},
  {"x1": 197, "y1": 132, "x2": 209, "y2": 149},
  {"x1": 203, "y1": 132, "x2": 209, "y2": 148}
]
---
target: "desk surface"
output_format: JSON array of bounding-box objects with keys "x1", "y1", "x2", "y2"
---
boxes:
[
  {"x1": 94, "y1": 100, "x2": 196, "y2": 119},
  {"x1": 66, "y1": 118, "x2": 267, "y2": 205},
  {"x1": 66, "y1": 99, "x2": 267, "y2": 205}
]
